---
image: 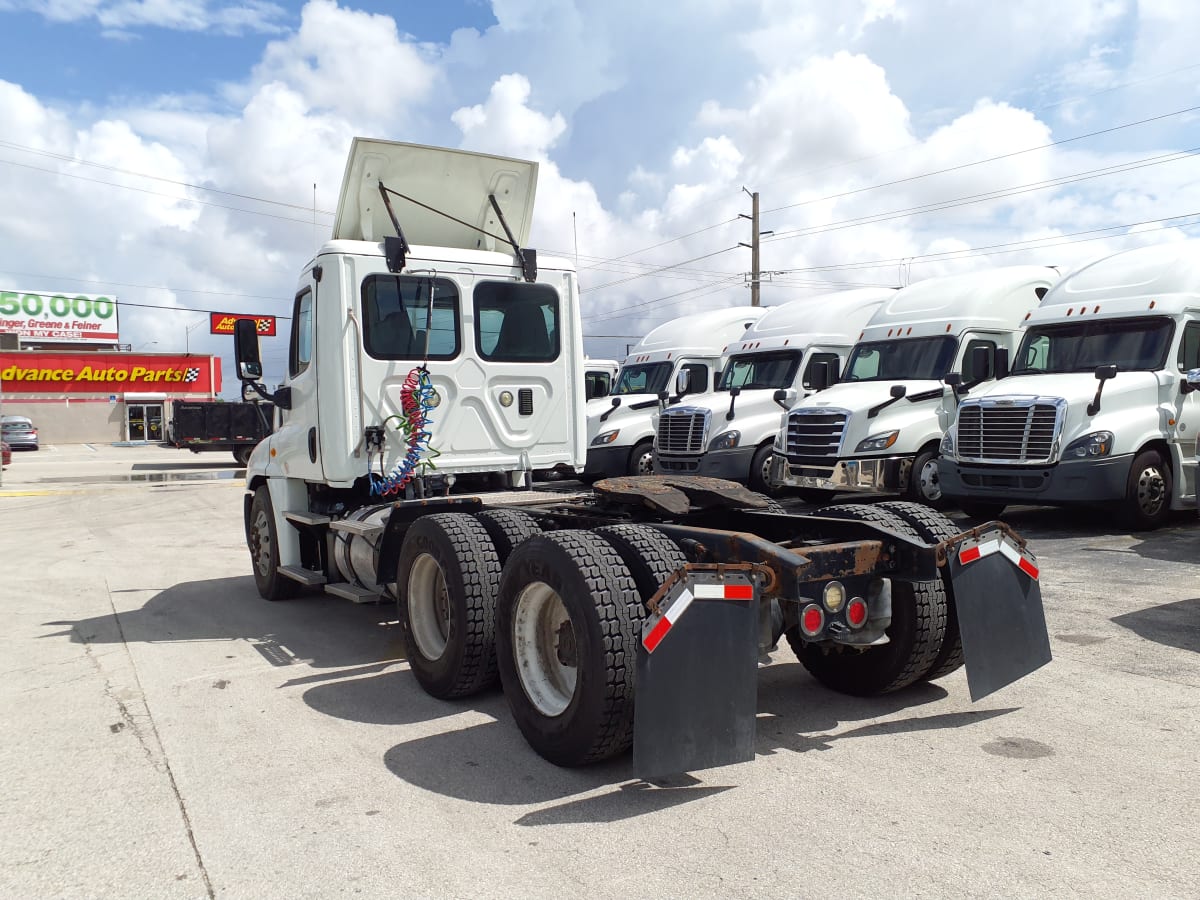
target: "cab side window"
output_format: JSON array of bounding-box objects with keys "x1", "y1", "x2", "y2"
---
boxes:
[
  {"x1": 289, "y1": 288, "x2": 313, "y2": 377},
  {"x1": 681, "y1": 363, "x2": 708, "y2": 393},
  {"x1": 1177, "y1": 321, "x2": 1200, "y2": 371}
]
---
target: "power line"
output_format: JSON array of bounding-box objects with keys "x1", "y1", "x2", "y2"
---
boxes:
[
  {"x1": 0, "y1": 270, "x2": 292, "y2": 305},
  {"x1": 761, "y1": 105, "x2": 1200, "y2": 217},
  {"x1": 579, "y1": 246, "x2": 743, "y2": 293}
]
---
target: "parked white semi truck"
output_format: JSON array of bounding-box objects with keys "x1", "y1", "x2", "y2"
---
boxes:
[
  {"x1": 582, "y1": 307, "x2": 767, "y2": 480},
  {"x1": 652, "y1": 288, "x2": 894, "y2": 492},
  {"x1": 940, "y1": 241, "x2": 1200, "y2": 529},
  {"x1": 583, "y1": 358, "x2": 620, "y2": 400},
  {"x1": 771, "y1": 266, "x2": 1058, "y2": 505},
  {"x1": 233, "y1": 138, "x2": 1051, "y2": 777}
]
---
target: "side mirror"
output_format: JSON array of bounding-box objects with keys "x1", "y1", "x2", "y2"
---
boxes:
[
  {"x1": 234, "y1": 318, "x2": 263, "y2": 382},
  {"x1": 611, "y1": 396, "x2": 621, "y2": 408},
  {"x1": 807, "y1": 360, "x2": 834, "y2": 392},
  {"x1": 730, "y1": 385, "x2": 742, "y2": 398},
  {"x1": 944, "y1": 373, "x2": 962, "y2": 387},
  {"x1": 969, "y1": 345, "x2": 992, "y2": 382},
  {"x1": 1095, "y1": 364, "x2": 1118, "y2": 381},
  {"x1": 675, "y1": 369, "x2": 691, "y2": 397},
  {"x1": 995, "y1": 347, "x2": 1010, "y2": 380},
  {"x1": 889, "y1": 384, "x2": 907, "y2": 399},
  {"x1": 773, "y1": 388, "x2": 795, "y2": 410}
]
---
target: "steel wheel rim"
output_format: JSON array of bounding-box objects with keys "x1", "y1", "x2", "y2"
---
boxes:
[
  {"x1": 1135, "y1": 465, "x2": 1166, "y2": 516},
  {"x1": 408, "y1": 553, "x2": 451, "y2": 661},
  {"x1": 760, "y1": 452, "x2": 774, "y2": 487},
  {"x1": 918, "y1": 458, "x2": 942, "y2": 502},
  {"x1": 635, "y1": 449, "x2": 654, "y2": 476},
  {"x1": 512, "y1": 581, "x2": 577, "y2": 717},
  {"x1": 251, "y1": 507, "x2": 273, "y2": 577}
]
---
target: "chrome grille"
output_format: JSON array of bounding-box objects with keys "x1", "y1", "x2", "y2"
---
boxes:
[
  {"x1": 785, "y1": 410, "x2": 848, "y2": 459},
  {"x1": 957, "y1": 400, "x2": 1062, "y2": 463},
  {"x1": 657, "y1": 408, "x2": 709, "y2": 455}
]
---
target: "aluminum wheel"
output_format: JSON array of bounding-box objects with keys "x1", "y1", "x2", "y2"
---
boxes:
[
  {"x1": 407, "y1": 553, "x2": 451, "y2": 661},
  {"x1": 1134, "y1": 464, "x2": 1167, "y2": 517},
  {"x1": 511, "y1": 581, "x2": 577, "y2": 717},
  {"x1": 250, "y1": 507, "x2": 273, "y2": 578},
  {"x1": 634, "y1": 446, "x2": 655, "y2": 476},
  {"x1": 917, "y1": 457, "x2": 942, "y2": 502}
]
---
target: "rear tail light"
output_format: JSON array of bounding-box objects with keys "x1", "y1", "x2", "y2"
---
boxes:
[
  {"x1": 800, "y1": 603, "x2": 825, "y2": 637},
  {"x1": 846, "y1": 597, "x2": 868, "y2": 628}
]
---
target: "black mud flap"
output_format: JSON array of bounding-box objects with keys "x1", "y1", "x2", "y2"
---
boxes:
[
  {"x1": 633, "y1": 571, "x2": 759, "y2": 780},
  {"x1": 946, "y1": 529, "x2": 1052, "y2": 701}
]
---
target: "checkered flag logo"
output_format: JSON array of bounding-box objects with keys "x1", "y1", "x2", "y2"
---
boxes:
[
  {"x1": 256, "y1": 319, "x2": 271, "y2": 333},
  {"x1": 183, "y1": 368, "x2": 200, "y2": 383}
]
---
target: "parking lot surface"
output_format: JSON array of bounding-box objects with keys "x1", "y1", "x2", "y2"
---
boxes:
[{"x1": 1, "y1": 444, "x2": 1198, "y2": 898}]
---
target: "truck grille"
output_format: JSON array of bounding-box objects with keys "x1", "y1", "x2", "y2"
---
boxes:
[
  {"x1": 657, "y1": 408, "x2": 709, "y2": 455},
  {"x1": 785, "y1": 409, "x2": 848, "y2": 459},
  {"x1": 956, "y1": 399, "x2": 1063, "y2": 463}
]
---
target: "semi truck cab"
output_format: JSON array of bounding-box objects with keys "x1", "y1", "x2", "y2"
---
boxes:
[
  {"x1": 939, "y1": 241, "x2": 1200, "y2": 528},
  {"x1": 771, "y1": 266, "x2": 1057, "y2": 505},
  {"x1": 652, "y1": 288, "x2": 893, "y2": 493}
]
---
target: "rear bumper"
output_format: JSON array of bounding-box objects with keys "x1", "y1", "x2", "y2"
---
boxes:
[
  {"x1": 937, "y1": 453, "x2": 1133, "y2": 505},
  {"x1": 770, "y1": 454, "x2": 912, "y2": 493},
  {"x1": 655, "y1": 445, "x2": 757, "y2": 480}
]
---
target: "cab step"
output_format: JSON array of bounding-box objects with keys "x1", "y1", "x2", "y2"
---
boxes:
[
  {"x1": 325, "y1": 583, "x2": 383, "y2": 604},
  {"x1": 278, "y1": 565, "x2": 327, "y2": 586},
  {"x1": 328, "y1": 519, "x2": 384, "y2": 539},
  {"x1": 284, "y1": 511, "x2": 331, "y2": 528}
]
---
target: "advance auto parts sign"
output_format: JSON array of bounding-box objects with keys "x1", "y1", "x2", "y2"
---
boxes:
[
  {"x1": 0, "y1": 352, "x2": 219, "y2": 394},
  {"x1": 0, "y1": 291, "x2": 120, "y2": 344}
]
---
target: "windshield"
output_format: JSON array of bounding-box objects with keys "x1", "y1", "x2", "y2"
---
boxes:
[
  {"x1": 718, "y1": 350, "x2": 802, "y2": 391},
  {"x1": 1014, "y1": 317, "x2": 1174, "y2": 375},
  {"x1": 844, "y1": 336, "x2": 957, "y2": 382},
  {"x1": 613, "y1": 362, "x2": 672, "y2": 395}
]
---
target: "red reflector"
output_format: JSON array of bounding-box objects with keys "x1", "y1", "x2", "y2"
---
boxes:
[
  {"x1": 724, "y1": 583, "x2": 754, "y2": 600},
  {"x1": 801, "y1": 605, "x2": 824, "y2": 635},
  {"x1": 847, "y1": 599, "x2": 867, "y2": 627},
  {"x1": 959, "y1": 545, "x2": 982, "y2": 564},
  {"x1": 1018, "y1": 556, "x2": 1039, "y2": 580}
]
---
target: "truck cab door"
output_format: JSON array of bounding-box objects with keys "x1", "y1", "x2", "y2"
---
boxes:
[
  {"x1": 1171, "y1": 320, "x2": 1200, "y2": 501},
  {"x1": 272, "y1": 279, "x2": 324, "y2": 480}
]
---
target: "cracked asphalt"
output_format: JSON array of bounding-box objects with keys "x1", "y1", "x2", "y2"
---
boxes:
[{"x1": 1, "y1": 445, "x2": 1198, "y2": 898}]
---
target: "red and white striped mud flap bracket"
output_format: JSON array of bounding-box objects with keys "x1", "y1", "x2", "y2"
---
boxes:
[
  {"x1": 945, "y1": 527, "x2": 1052, "y2": 702},
  {"x1": 633, "y1": 567, "x2": 760, "y2": 781}
]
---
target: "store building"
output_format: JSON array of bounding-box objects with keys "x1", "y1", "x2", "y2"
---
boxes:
[{"x1": 0, "y1": 350, "x2": 221, "y2": 444}]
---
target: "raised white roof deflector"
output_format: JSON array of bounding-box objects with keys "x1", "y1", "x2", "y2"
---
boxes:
[{"x1": 332, "y1": 138, "x2": 539, "y2": 251}]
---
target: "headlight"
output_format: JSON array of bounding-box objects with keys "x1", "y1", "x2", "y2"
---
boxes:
[
  {"x1": 855, "y1": 430, "x2": 899, "y2": 453},
  {"x1": 940, "y1": 428, "x2": 956, "y2": 458},
  {"x1": 1064, "y1": 431, "x2": 1113, "y2": 458},
  {"x1": 591, "y1": 429, "x2": 620, "y2": 446},
  {"x1": 710, "y1": 430, "x2": 740, "y2": 451}
]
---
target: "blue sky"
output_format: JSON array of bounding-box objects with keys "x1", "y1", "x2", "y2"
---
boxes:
[{"x1": 1, "y1": 0, "x2": 1198, "y2": 388}]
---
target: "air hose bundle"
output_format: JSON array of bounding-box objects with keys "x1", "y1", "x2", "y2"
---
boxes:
[{"x1": 369, "y1": 366, "x2": 440, "y2": 497}]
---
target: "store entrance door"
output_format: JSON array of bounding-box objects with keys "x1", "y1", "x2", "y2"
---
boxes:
[{"x1": 127, "y1": 404, "x2": 164, "y2": 441}]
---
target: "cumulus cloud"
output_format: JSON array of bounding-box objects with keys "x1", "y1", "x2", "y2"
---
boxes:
[
  {"x1": 451, "y1": 73, "x2": 566, "y2": 161},
  {"x1": 7, "y1": 0, "x2": 288, "y2": 33}
]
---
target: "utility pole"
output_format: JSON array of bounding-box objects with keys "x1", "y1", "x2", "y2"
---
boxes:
[{"x1": 739, "y1": 188, "x2": 770, "y2": 307}]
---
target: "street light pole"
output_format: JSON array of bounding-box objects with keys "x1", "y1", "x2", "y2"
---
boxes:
[{"x1": 185, "y1": 318, "x2": 206, "y2": 355}]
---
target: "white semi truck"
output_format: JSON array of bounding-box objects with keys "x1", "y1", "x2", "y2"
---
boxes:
[
  {"x1": 939, "y1": 240, "x2": 1200, "y2": 529},
  {"x1": 583, "y1": 358, "x2": 620, "y2": 400},
  {"x1": 582, "y1": 307, "x2": 767, "y2": 480},
  {"x1": 771, "y1": 266, "x2": 1058, "y2": 505},
  {"x1": 652, "y1": 288, "x2": 894, "y2": 492},
  {"x1": 232, "y1": 137, "x2": 1051, "y2": 776}
]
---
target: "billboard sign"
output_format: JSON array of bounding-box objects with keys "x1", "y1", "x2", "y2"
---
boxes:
[
  {"x1": 210, "y1": 312, "x2": 276, "y2": 337},
  {"x1": 0, "y1": 352, "x2": 220, "y2": 394},
  {"x1": 0, "y1": 291, "x2": 120, "y2": 343}
]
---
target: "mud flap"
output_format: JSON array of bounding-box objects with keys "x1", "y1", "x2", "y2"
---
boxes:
[
  {"x1": 946, "y1": 530, "x2": 1052, "y2": 701},
  {"x1": 633, "y1": 571, "x2": 759, "y2": 780}
]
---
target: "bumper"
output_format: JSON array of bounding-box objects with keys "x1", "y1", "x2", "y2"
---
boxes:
[
  {"x1": 770, "y1": 454, "x2": 912, "y2": 493},
  {"x1": 938, "y1": 453, "x2": 1133, "y2": 505},
  {"x1": 584, "y1": 444, "x2": 631, "y2": 479},
  {"x1": 654, "y1": 445, "x2": 757, "y2": 480}
]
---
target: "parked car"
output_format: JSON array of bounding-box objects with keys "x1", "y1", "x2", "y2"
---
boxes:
[
  {"x1": 1, "y1": 440, "x2": 10, "y2": 467},
  {"x1": 1, "y1": 416, "x2": 39, "y2": 450}
]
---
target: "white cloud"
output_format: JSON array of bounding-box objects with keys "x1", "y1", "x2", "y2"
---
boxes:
[
  {"x1": 451, "y1": 73, "x2": 566, "y2": 161},
  {"x1": 9, "y1": 0, "x2": 288, "y2": 33}
]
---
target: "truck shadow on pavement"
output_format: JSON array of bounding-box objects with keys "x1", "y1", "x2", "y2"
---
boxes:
[
  {"x1": 1110, "y1": 598, "x2": 1200, "y2": 654},
  {"x1": 378, "y1": 660, "x2": 1018, "y2": 824}
]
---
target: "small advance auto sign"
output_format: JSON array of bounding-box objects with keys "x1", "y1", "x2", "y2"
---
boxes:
[
  {"x1": 209, "y1": 312, "x2": 276, "y2": 337},
  {"x1": 0, "y1": 291, "x2": 119, "y2": 344}
]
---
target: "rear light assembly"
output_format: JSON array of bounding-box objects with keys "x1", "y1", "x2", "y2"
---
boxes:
[
  {"x1": 800, "y1": 603, "x2": 825, "y2": 637},
  {"x1": 846, "y1": 597, "x2": 869, "y2": 629}
]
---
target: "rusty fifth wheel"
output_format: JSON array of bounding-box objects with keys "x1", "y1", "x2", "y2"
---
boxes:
[
  {"x1": 496, "y1": 530, "x2": 641, "y2": 767},
  {"x1": 396, "y1": 513, "x2": 502, "y2": 699}
]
